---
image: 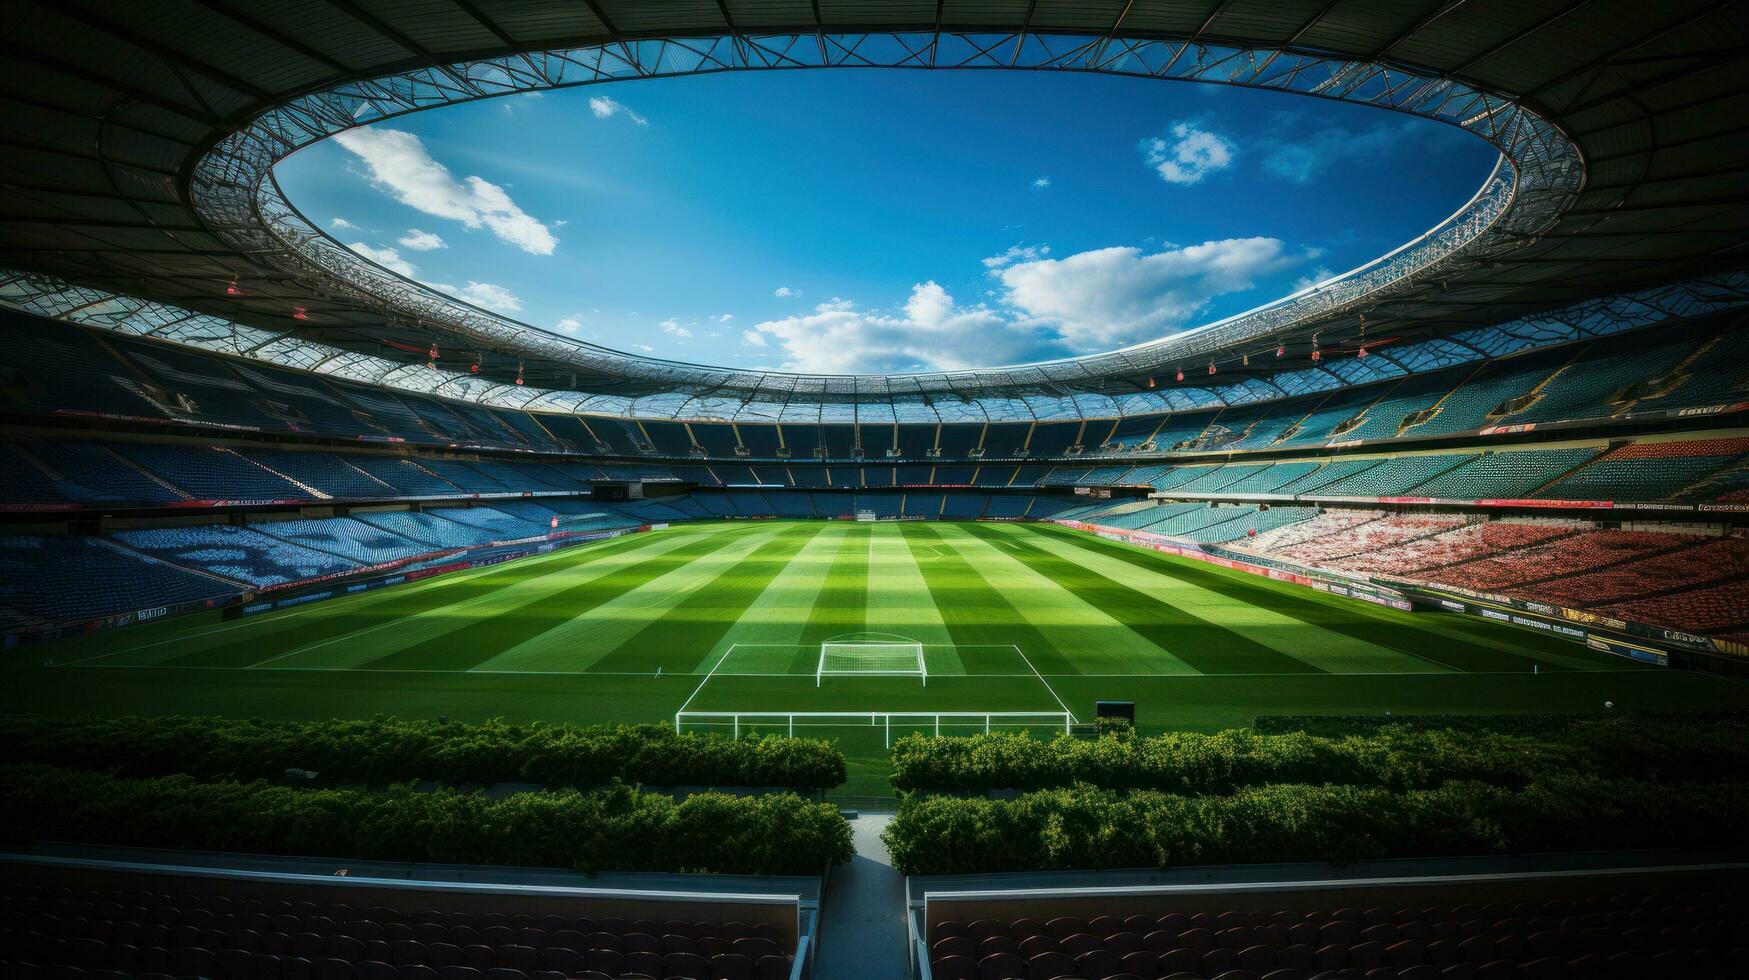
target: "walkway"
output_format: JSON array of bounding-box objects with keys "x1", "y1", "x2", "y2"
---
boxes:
[{"x1": 814, "y1": 813, "x2": 909, "y2": 979}]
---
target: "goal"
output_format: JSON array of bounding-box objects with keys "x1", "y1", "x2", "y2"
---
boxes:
[{"x1": 816, "y1": 641, "x2": 926, "y2": 686}]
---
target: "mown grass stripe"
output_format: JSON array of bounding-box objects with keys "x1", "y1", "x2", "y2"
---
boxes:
[
  {"x1": 162, "y1": 529, "x2": 695, "y2": 670},
  {"x1": 967, "y1": 522, "x2": 1322, "y2": 675},
  {"x1": 588, "y1": 523, "x2": 829, "y2": 674},
  {"x1": 787, "y1": 524, "x2": 872, "y2": 674},
  {"x1": 1031, "y1": 522, "x2": 1583, "y2": 673},
  {"x1": 356, "y1": 525, "x2": 773, "y2": 672},
  {"x1": 900, "y1": 523, "x2": 1082, "y2": 677}
]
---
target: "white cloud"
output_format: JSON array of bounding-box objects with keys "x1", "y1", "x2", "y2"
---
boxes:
[
  {"x1": 397, "y1": 228, "x2": 445, "y2": 251},
  {"x1": 330, "y1": 217, "x2": 358, "y2": 231},
  {"x1": 983, "y1": 243, "x2": 1051, "y2": 269},
  {"x1": 741, "y1": 330, "x2": 767, "y2": 348},
  {"x1": 423, "y1": 280, "x2": 523, "y2": 313},
  {"x1": 1293, "y1": 266, "x2": 1336, "y2": 291},
  {"x1": 630, "y1": 343, "x2": 654, "y2": 353},
  {"x1": 995, "y1": 238, "x2": 1311, "y2": 349},
  {"x1": 347, "y1": 242, "x2": 416, "y2": 277},
  {"x1": 1142, "y1": 122, "x2": 1236, "y2": 185},
  {"x1": 773, "y1": 286, "x2": 798, "y2": 298},
  {"x1": 588, "y1": 96, "x2": 648, "y2": 126},
  {"x1": 1032, "y1": 176, "x2": 1052, "y2": 189},
  {"x1": 330, "y1": 126, "x2": 558, "y2": 255},
  {"x1": 1260, "y1": 119, "x2": 1420, "y2": 183},
  {"x1": 660, "y1": 319, "x2": 693, "y2": 338},
  {"x1": 748, "y1": 283, "x2": 1064, "y2": 373},
  {"x1": 712, "y1": 313, "x2": 734, "y2": 322},
  {"x1": 555, "y1": 315, "x2": 584, "y2": 334}
]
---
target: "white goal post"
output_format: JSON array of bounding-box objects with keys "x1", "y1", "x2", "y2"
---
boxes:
[
  {"x1": 816, "y1": 641, "x2": 927, "y2": 686},
  {"x1": 674, "y1": 710, "x2": 1075, "y2": 746}
]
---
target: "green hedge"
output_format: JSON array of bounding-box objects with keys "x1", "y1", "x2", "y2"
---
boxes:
[
  {"x1": 881, "y1": 777, "x2": 1749, "y2": 876},
  {"x1": 889, "y1": 715, "x2": 1749, "y2": 794},
  {"x1": 0, "y1": 764, "x2": 852, "y2": 876},
  {"x1": 0, "y1": 715, "x2": 846, "y2": 791}
]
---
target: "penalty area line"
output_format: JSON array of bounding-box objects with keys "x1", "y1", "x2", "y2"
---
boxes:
[
  {"x1": 674, "y1": 642, "x2": 740, "y2": 718},
  {"x1": 1011, "y1": 644, "x2": 1077, "y2": 722}
]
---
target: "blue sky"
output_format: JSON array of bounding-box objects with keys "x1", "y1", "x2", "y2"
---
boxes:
[{"x1": 276, "y1": 69, "x2": 1494, "y2": 374}]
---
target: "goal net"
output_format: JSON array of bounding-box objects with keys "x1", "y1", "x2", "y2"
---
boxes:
[{"x1": 816, "y1": 641, "x2": 926, "y2": 686}]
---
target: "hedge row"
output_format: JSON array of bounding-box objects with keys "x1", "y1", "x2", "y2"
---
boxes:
[
  {"x1": 881, "y1": 777, "x2": 1749, "y2": 876},
  {"x1": 888, "y1": 716, "x2": 1749, "y2": 794},
  {"x1": 0, "y1": 764, "x2": 853, "y2": 876},
  {"x1": 0, "y1": 715, "x2": 846, "y2": 791}
]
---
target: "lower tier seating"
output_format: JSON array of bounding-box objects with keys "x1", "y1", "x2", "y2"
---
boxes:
[
  {"x1": 0, "y1": 875, "x2": 795, "y2": 980},
  {"x1": 928, "y1": 886, "x2": 1748, "y2": 980}
]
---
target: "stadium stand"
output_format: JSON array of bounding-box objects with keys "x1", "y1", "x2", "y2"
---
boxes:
[
  {"x1": 922, "y1": 880, "x2": 1748, "y2": 980},
  {"x1": 113, "y1": 523, "x2": 360, "y2": 588},
  {"x1": 0, "y1": 535, "x2": 234, "y2": 628},
  {"x1": 1536, "y1": 438, "x2": 1749, "y2": 502},
  {"x1": 0, "y1": 861, "x2": 801, "y2": 980},
  {"x1": 251, "y1": 517, "x2": 438, "y2": 566}
]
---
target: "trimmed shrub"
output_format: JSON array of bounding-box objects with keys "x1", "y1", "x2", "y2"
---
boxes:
[
  {"x1": 0, "y1": 764, "x2": 853, "y2": 875},
  {"x1": 0, "y1": 715, "x2": 846, "y2": 791},
  {"x1": 889, "y1": 714, "x2": 1749, "y2": 794},
  {"x1": 882, "y1": 778, "x2": 1749, "y2": 876}
]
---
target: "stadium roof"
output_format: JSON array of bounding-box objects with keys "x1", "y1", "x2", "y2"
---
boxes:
[{"x1": 1, "y1": 0, "x2": 1745, "y2": 418}]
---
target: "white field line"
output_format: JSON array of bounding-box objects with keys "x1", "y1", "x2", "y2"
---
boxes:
[
  {"x1": 1010, "y1": 644, "x2": 1077, "y2": 722},
  {"x1": 674, "y1": 642, "x2": 742, "y2": 716}
]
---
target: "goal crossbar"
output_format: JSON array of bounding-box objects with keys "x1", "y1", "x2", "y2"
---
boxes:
[
  {"x1": 816, "y1": 641, "x2": 926, "y2": 686},
  {"x1": 674, "y1": 710, "x2": 1074, "y2": 746}
]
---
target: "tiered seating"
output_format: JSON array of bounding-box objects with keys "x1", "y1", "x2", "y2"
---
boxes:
[
  {"x1": 1413, "y1": 530, "x2": 1685, "y2": 593},
  {"x1": 252, "y1": 518, "x2": 433, "y2": 566},
  {"x1": 926, "y1": 887, "x2": 1748, "y2": 980},
  {"x1": 1214, "y1": 462, "x2": 1324, "y2": 494},
  {"x1": 107, "y1": 443, "x2": 305, "y2": 500},
  {"x1": 113, "y1": 337, "x2": 284, "y2": 430},
  {"x1": 238, "y1": 448, "x2": 395, "y2": 499},
  {"x1": 353, "y1": 512, "x2": 493, "y2": 551},
  {"x1": 1177, "y1": 506, "x2": 1318, "y2": 543},
  {"x1": 1399, "y1": 347, "x2": 1572, "y2": 437},
  {"x1": 0, "y1": 536, "x2": 234, "y2": 628},
  {"x1": 1537, "y1": 438, "x2": 1749, "y2": 502},
  {"x1": 18, "y1": 440, "x2": 187, "y2": 504},
  {"x1": 1306, "y1": 455, "x2": 1477, "y2": 497},
  {"x1": 344, "y1": 457, "x2": 466, "y2": 496},
  {"x1": 1602, "y1": 578, "x2": 1749, "y2": 635},
  {"x1": 1324, "y1": 521, "x2": 1574, "y2": 575},
  {"x1": 429, "y1": 506, "x2": 549, "y2": 540},
  {"x1": 0, "y1": 877, "x2": 795, "y2": 980},
  {"x1": 1271, "y1": 515, "x2": 1468, "y2": 564},
  {"x1": 114, "y1": 524, "x2": 360, "y2": 588},
  {"x1": 1244, "y1": 509, "x2": 1384, "y2": 553},
  {"x1": 1509, "y1": 535, "x2": 1749, "y2": 609},
  {"x1": 1408, "y1": 448, "x2": 1602, "y2": 500}
]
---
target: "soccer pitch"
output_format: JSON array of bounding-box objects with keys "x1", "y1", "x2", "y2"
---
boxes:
[{"x1": 10, "y1": 520, "x2": 1745, "y2": 799}]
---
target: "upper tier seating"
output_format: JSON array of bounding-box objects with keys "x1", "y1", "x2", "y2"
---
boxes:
[
  {"x1": 15, "y1": 440, "x2": 187, "y2": 505},
  {"x1": 1536, "y1": 438, "x2": 1749, "y2": 502},
  {"x1": 0, "y1": 535, "x2": 234, "y2": 628},
  {"x1": 106, "y1": 443, "x2": 306, "y2": 501},
  {"x1": 238, "y1": 448, "x2": 397, "y2": 499},
  {"x1": 1407, "y1": 448, "x2": 1603, "y2": 500},
  {"x1": 1305, "y1": 455, "x2": 1478, "y2": 498},
  {"x1": 926, "y1": 885, "x2": 1748, "y2": 980},
  {"x1": 114, "y1": 524, "x2": 360, "y2": 588}
]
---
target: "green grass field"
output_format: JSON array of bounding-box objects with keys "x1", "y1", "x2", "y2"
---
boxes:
[{"x1": 8, "y1": 521, "x2": 1745, "y2": 800}]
